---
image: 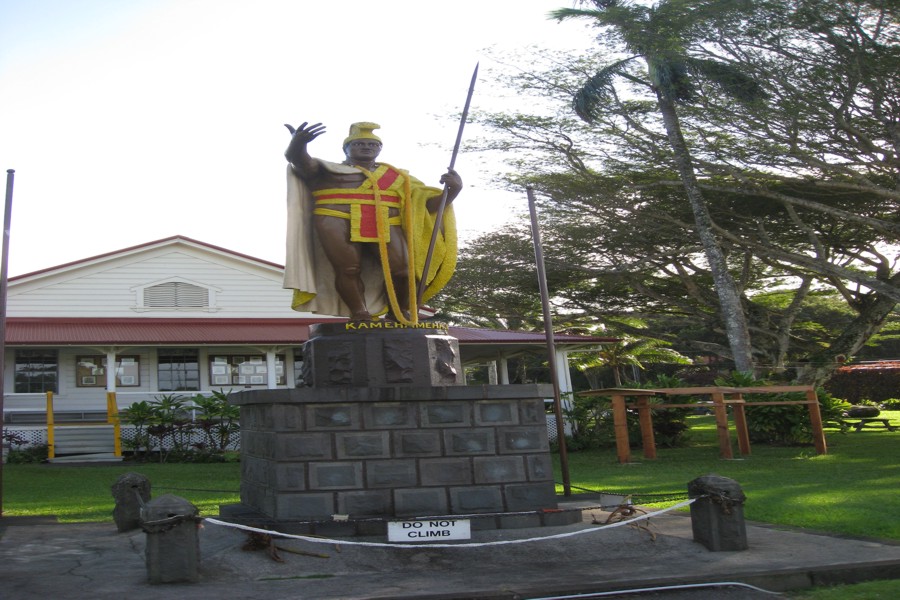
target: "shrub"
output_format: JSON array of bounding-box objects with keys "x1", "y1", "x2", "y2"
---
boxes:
[
  {"x1": 191, "y1": 390, "x2": 239, "y2": 453},
  {"x1": 3, "y1": 430, "x2": 49, "y2": 464},
  {"x1": 122, "y1": 392, "x2": 238, "y2": 463}
]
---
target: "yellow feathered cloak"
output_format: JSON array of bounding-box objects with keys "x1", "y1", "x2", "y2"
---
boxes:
[{"x1": 283, "y1": 161, "x2": 456, "y2": 321}]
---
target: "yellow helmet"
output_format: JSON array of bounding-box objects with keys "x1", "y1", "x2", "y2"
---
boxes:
[{"x1": 343, "y1": 121, "x2": 382, "y2": 147}]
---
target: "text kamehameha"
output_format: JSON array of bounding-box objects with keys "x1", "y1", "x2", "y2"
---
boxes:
[{"x1": 344, "y1": 322, "x2": 447, "y2": 331}]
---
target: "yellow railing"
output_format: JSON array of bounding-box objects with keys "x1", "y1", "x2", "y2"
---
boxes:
[
  {"x1": 46, "y1": 391, "x2": 55, "y2": 459},
  {"x1": 107, "y1": 391, "x2": 122, "y2": 457},
  {"x1": 44, "y1": 391, "x2": 123, "y2": 459}
]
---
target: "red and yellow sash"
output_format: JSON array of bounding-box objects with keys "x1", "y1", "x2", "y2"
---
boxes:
[{"x1": 312, "y1": 165, "x2": 404, "y2": 242}]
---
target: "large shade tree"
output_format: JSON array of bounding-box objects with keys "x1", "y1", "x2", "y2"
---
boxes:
[
  {"x1": 550, "y1": 0, "x2": 766, "y2": 374},
  {"x1": 439, "y1": 0, "x2": 900, "y2": 384}
]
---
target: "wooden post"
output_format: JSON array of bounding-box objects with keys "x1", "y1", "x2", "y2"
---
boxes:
[
  {"x1": 806, "y1": 387, "x2": 828, "y2": 455},
  {"x1": 730, "y1": 393, "x2": 751, "y2": 456},
  {"x1": 636, "y1": 396, "x2": 656, "y2": 459},
  {"x1": 711, "y1": 391, "x2": 733, "y2": 459},
  {"x1": 612, "y1": 392, "x2": 631, "y2": 464}
]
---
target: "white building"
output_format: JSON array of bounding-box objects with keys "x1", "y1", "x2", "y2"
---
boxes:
[{"x1": 2, "y1": 236, "x2": 611, "y2": 450}]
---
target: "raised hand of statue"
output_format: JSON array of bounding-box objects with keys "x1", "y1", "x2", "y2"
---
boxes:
[{"x1": 284, "y1": 121, "x2": 327, "y2": 167}]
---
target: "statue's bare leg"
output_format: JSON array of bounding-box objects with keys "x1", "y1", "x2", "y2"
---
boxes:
[
  {"x1": 314, "y1": 215, "x2": 372, "y2": 320},
  {"x1": 385, "y1": 226, "x2": 410, "y2": 320}
]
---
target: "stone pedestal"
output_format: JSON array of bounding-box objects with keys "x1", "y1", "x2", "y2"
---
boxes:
[
  {"x1": 232, "y1": 384, "x2": 562, "y2": 524},
  {"x1": 302, "y1": 322, "x2": 464, "y2": 387},
  {"x1": 228, "y1": 324, "x2": 579, "y2": 533}
]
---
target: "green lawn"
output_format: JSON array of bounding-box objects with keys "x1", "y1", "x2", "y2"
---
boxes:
[
  {"x1": 1, "y1": 462, "x2": 241, "y2": 523},
  {"x1": 556, "y1": 412, "x2": 900, "y2": 540}
]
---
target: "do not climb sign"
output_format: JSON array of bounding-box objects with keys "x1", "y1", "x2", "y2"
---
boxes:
[{"x1": 387, "y1": 519, "x2": 471, "y2": 542}]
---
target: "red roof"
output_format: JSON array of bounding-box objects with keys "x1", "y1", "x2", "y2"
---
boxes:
[
  {"x1": 4, "y1": 318, "x2": 616, "y2": 349},
  {"x1": 451, "y1": 326, "x2": 616, "y2": 345},
  {"x1": 4, "y1": 318, "x2": 321, "y2": 345},
  {"x1": 836, "y1": 361, "x2": 900, "y2": 371}
]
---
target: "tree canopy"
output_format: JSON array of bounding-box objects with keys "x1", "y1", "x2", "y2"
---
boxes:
[{"x1": 436, "y1": 0, "x2": 900, "y2": 384}]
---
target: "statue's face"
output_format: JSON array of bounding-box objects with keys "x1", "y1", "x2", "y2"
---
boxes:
[{"x1": 345, "y1": 140, "x2": 382, "y2": 162}]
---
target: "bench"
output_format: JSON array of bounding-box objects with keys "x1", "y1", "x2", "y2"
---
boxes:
[{"x1": 841, "y1": 418, "x2": 897, "y2": 432}]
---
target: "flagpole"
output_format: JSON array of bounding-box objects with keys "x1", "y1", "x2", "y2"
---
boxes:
[
  {"x1": 527, "y1": 186, "x2": 571, "y2": 496},
  {"x1": 1, "y1": 169, "x2": 15, "y2": 516},
  {"x1": 416, "y1": 63, "x2": 479, "y2": 308}
]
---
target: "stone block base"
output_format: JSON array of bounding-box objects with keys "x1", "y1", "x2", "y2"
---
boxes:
[{"x1": 231, "y1": 385, "x2": 561, "y2": 522}]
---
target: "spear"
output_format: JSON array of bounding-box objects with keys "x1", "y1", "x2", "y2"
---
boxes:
[{"x1": 416, "y1": 63, "x2": 479, "y2": 307}]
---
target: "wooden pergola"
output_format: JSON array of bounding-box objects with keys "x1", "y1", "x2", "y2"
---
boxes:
[{"x1": 579, "y1": 386, "x2": 828, "y2": 463}]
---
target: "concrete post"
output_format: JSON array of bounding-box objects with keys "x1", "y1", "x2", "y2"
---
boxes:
[
  {"x1": 141, "y1": 494, "x2": 201, "y2": 583},
  {"x1": 687, "y1": 474, "x2": 748, "y2": 551},
  {"x1": 111, "y1": 472, "x2": 151, "y2": 532}
]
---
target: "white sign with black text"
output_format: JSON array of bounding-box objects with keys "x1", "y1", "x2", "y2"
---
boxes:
[{"x1": 387, "y1": 519, "x2": 472, "y2": 542}]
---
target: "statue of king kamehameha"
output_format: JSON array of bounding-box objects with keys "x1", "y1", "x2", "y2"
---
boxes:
[{"x1": 282, "y1": 121, "x2": 462, "y2": 324}]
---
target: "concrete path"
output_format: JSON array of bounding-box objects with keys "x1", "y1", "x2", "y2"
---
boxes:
[{"x1": 2, "y1": 506, "x2": 899, "y2": 599}]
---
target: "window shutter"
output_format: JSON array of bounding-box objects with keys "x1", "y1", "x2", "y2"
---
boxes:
[{"x1": 144, "y1": 282, "x2": 208, "y2": 308}]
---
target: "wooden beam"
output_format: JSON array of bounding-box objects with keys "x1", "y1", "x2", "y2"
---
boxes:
[
  {"x1": 612, "y1": 393, "x2": 631, "y2": 464},
  {"x1": 711, "y1": 391, "x2": 733, "y2": 459},
  {"x1": 637, "y1": 396, "x2": 656, "y2": 459},
  {"x1": 729, "y1": 394, "x2": 751, "y2": 456},
  {"x1": 806, "y1": 388, "x2": 828, "y2": 455}
]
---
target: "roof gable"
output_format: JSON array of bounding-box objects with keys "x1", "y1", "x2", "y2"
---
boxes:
[
  {"x1": 9, "y1": 235, "x2": 284, "y2": 285},
  {"x1": 6, "y1": 236, "x2": 298, "y2": 319}
]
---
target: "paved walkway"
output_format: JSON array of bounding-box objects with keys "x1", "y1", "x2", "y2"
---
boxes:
[{"x1": 2, "y1": 505, "x2": 900, "y2": 599}]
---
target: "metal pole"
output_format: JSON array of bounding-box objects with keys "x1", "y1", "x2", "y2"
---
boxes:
[
  {"x1": 1, "y1": 169, "x2": 15, "y2": 516},
  {"x1": 526, "y1": 186, "x2": 571, "y2": 496},
  {"x1": 417, "y1": 63, "x2": 479, "y2": 308}
]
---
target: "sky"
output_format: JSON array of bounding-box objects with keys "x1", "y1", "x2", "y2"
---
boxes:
[{"x1": 0, "y1": 0, "x2": 596, "y2": 277}]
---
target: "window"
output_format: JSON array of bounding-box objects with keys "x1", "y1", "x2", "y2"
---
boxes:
[
  {"x1": 14, "y1": 350, "x2": 58, "y2": 393},
  {"x1": 210, "y1": 354, "x2": 285, "y2": 387},
  {"x1": 144, "y1": 282, "x2": 208, "y2": 308},
  {"x1": 158, "y1": 349, "x2": 200, "y2": 391},
  {"x1": 76, "y1": 356, "x2": 140, "y2": 387}
]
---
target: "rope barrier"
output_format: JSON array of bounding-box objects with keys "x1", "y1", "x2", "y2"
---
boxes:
[
  {"x1": 564, "y1": 485, "x2": 691, "y2": 509},
  {"x1": 155, "y1": 487, "x2": 239, "y2": 494},
  {"x1": 203, "y1": 497, "x2": 697, "y2": 550}
]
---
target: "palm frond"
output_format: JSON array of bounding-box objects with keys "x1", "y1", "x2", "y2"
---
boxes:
[
  {"x1": 573, "y1": 57, "x2": 637, "y2": 122},
  {"x1": 548, "y1": 8, "x2": 605, "y2": 23},
  {"x1": 549, "y1": 3, "x2": 646, "y2": 31},
  {"x1": 655, "y1": 0, "x2": 753, "y2": 25},
  {"x1": 648, "y1": 57, "x2": 695, "y2": 102},
  {"x1": 684, "y1": 57, "x2": 768, "y2": 103}
]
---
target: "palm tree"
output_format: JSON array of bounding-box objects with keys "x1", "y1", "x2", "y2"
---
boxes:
[
  {"x1": 550, "y1": 0, "x2": 765, "y2": 374},
  {"x1": 571, "y1": 335, "x2": 692, "y2": 387}
]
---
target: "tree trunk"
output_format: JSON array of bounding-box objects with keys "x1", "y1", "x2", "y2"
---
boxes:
[
  {"x1": 796, "y1": 292, "x2": 898, "y2": 385},
  {"x1": 655, "y1": 89, "x2": 756, "y2": 374}
]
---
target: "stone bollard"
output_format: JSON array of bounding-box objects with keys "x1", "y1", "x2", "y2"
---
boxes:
[
  {"x1": 111, "y1": 472, "x2": 151, "y2": 532},
  {"x1": 687, "y1": 474, "x2": 748, "y2": 552},
  {"x1": 141, "y1": 494, "x2": 202, "y2": 584}
]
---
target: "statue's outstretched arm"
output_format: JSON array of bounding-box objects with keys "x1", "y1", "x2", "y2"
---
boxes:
[{"x1": 284, "y1": 122, "x2": 326, "y2": 179}]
